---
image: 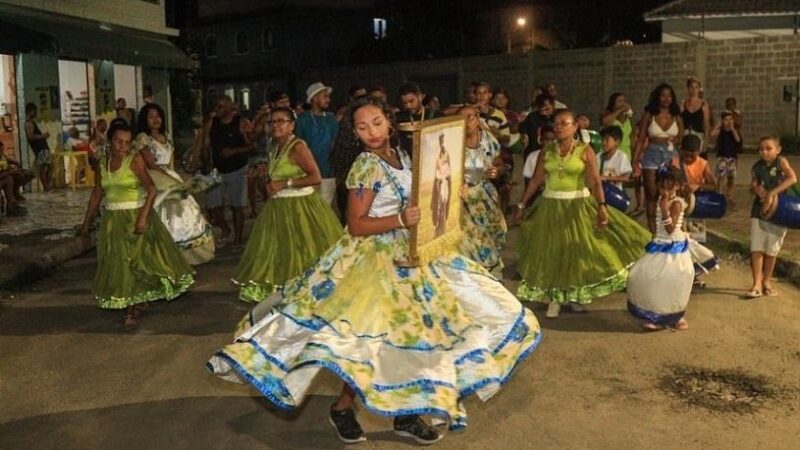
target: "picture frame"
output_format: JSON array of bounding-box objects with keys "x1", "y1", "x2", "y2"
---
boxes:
[{"x1": 398, "y1": 116, "x2": 466, "y2": 266}]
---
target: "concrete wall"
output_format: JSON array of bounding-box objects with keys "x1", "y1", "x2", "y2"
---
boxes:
[
  {"x1": 1, "y1": 0, "x2": 177, "y2": 36},
  {"x1": 295, "y1": 34, "x2": 800, "y2": 148}
]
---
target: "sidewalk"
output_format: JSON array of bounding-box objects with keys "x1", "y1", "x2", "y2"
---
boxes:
[{"x1": 0, "y1": 190, "x2": 92, "y2": 288}]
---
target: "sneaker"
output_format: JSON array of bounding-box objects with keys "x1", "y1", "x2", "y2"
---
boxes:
[
  {"x1": 393, "y1": 415, "x2": 442, "y2": 445},
  {"x1": 546, "y1": 303, "x2": 561, "y2": 318},
  {"x1": 329, "y1": 405, "x2": 366, "y2": 444}
]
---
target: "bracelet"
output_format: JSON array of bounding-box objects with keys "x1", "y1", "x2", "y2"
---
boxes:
[
  {"x1": 286, "y1": 178, "x2": 293, "y2": 188},
  {"x1": 598, "y1": 202, "x2": 607, "y2": 207},
  {"x1": 397, "y1": 213, "x2": 405, "y2": 228},
  {"x1": 662, "y1": 217, "x2": 673, "y2": 225},
  {"x1": 517, "y1": 202, "x2": 526, "y2": 209}
]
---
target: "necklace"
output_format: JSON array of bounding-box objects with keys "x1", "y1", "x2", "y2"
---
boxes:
[{"x1": 556, "y1": 140, "x2": 576, "y2": 178}]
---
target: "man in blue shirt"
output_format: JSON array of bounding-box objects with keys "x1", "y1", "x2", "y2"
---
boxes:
[{"x1": 295, "y1": 82, "x2": 338, "y2": 207}]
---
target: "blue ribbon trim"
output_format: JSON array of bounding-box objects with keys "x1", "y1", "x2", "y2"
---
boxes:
[
  {"x1": 210, "y1": 318, "x2": 542, "y2": 430},
  {"x1": 627, "y1": 300, "x2": 685, "y2": 326},
  {"x1": 645, "y1": 240, "x2": 689, "y2": 254}
]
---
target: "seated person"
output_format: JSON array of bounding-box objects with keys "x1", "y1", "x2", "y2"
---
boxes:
[{"x1": 0, "y1": 140, "x2": 34, "y2": 203}]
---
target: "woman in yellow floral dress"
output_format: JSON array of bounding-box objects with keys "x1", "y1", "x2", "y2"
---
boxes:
[
  {"x1": 457, "y1": 105, "x2": 507, "y2": 275},
  {"x1": 207, "y1": 97, "x2": 541, "y2": 445}
]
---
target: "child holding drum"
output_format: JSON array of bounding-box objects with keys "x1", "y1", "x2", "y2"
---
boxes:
[
  {"x1": 747, "y1": 136, "x2": 800, "y2": 299},
  {"x1": 671, "y1": 134, "x2": 720, "y2": 287}
]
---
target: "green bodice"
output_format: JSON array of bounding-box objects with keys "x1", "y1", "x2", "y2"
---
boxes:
[
  {"x1": 101, "y1": 153, "x2": 143, "y2": 205},
  {"x1": 543, "y1": 141, "x2": 588, "y2": 192},
  {"x1": 269, "y1": 136, "x2": 307, "y2": 181}
]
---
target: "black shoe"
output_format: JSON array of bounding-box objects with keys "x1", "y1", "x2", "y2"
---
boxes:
[
  {"x1": 329, "y1": 404, "x2": 366, "y2": 444},
  {"x1": 393, "y1": 415, "x2": 442, "y2": 445}
]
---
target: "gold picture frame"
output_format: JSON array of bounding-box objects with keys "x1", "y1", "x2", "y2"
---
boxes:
[{"x1": 398, "y1": 116, "x2": 466, "y2": 266}]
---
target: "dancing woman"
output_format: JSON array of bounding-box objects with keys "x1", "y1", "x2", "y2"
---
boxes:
[
  {"x1": 458, "y1": 105, "x2": 507, "y2": 275},
  {"x1": 233, "y1": 107, "x2": 343, "y2": 302},
  {"x1": 515, "y1": 110, "x2": 650, "y2": 318},
  {"x1": 81, "y1": 121, "x2": 194, "y2": 330},
  {"x1": 208, "y1": 97, "x2": 540, "y2": 444},
  {"x1": 133, "y1": 103, "x2": 215, "y2": 265}
]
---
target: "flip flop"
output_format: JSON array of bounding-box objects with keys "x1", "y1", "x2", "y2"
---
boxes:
[
  {"x1": 744, "y1": 289, "x2": 762, "y2": 299},
  {"x1": 763, "y1": 288, "x2": 779, "y2": 297}
]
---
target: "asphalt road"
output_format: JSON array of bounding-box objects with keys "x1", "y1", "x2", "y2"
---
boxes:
[{"x1": 1, "y1": 228, "x2": 799, "y2": 450}]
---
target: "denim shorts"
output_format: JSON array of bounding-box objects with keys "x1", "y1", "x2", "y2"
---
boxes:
[
  {"x1": 205, "y1": 165, "x2": 247, "y2": 208},
  {"x1": 642, "y1": 143, "x2": 676, "y2": 170}
]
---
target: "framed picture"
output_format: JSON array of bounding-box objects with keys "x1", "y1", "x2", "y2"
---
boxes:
[{"x1": 399, "y1": 116, "x2": 466, "y2": 265}]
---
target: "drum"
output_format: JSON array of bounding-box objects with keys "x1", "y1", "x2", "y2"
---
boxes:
[
  {"x1": 686, "y1": 191, "x2": 727, "y2": 219},
  {"x1": 603, "y1": 182, "x2": 630, "y2": 212},
  {"x1": 763, "y1": 193, "x2": 800, "y2": 229}
]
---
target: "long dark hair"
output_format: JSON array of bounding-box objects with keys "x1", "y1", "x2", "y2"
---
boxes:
[
  {"x1": 605, "y1": 92, "x2": 623, "y2": 113},
  {"x1": 136, "y1": 103, "x2": 167, "y2": 135},
  {"x1": 330, "y1": 95, "x2": 397, "y2": 185},
  {"x1": 644, "y1": 83, "x2": 680, "y2": 117}
]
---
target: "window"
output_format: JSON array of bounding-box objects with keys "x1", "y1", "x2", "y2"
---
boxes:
[
  {"x1": 236, "y1": 32, "x2": 249, "y2": 54},
  {"x1": 240, "y1": 88, "x2": 251, "y2": 111},
  {"x1": 262, "y1": 28, "x2": 275, "y2": 51},
  {"x1": 205, "y1": 35, "x2": 218, "y2": 58},
  {"x1": 373, "y1": 18, "x2": 387, "y2": 40}
]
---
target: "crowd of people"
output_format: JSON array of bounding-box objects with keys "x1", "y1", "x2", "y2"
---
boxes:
[{"x1": 4, "y1": 75, "x2": 796, "y2": 445}]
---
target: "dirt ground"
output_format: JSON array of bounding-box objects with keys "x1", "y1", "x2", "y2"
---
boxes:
[{"x1": 1, "y1": 226, "x2": 799, "y2": 450}]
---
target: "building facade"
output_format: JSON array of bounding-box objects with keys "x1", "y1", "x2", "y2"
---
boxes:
[{"x1": 0, "y1": 0, "x2": 190, "y2": 176}]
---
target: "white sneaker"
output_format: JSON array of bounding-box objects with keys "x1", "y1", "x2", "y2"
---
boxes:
[
  {"x1": 569, "y1": 303, "x2": 585, "y2": 313},
  {"x1": 546, "y1": 303, "x2": 561, "y2": 318}
]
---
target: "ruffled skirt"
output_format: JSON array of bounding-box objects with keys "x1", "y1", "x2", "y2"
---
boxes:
[
  {"x1": 95, "y1": 208, "x2": 195, "y2": 309},
  {"x1": 517, "y1": 194, "x2": 650, "y2": 304},
  {"x1": 459, "y1": 181, "x2": 507, "y2": 275},
  {"x1": 208, "y1": 230, "x2": 540, "y2": 430},
  {"x1": 627, "y1": 239, "x2": 694, "y2": 325},
  {"x1": 233, "y1": 192, "x2": 344, "y2": 302}
]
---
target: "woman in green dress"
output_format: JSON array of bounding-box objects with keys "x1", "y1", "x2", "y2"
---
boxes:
[
  {"x1": 233, "y1": 107, "x2": 344, "y2": 302},
  {"x1": 80, "y1": 120, "x2": 195, "y2": 330},
  {"x1": 514, "y1": 110, "x2": 650, "y2": 318}
]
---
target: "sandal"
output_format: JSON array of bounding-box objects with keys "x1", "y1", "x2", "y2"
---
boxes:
[
  {"x1": 642, "y1": 322, "x2": 662, "y2": 331},
  {"x1": 744, "y1": 289, "x2": 762, "y2": 299},
  {"x1": 674, "y1": 318, "x2": 689, "y2": 331},
  {"x1": 763, "y1": 288, "x2": 779, "y2": 297}
]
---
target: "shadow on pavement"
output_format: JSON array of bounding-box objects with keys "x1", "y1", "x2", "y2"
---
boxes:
[
  {"x1": 530, "y1": 305, "x2": 642, "y2": 333},
  {"x1": 0, "y1": 295, "x2": 247, "y2": 336},
  {"x1": 0, "y1": 395, "x2": 355, "y2": 450}
]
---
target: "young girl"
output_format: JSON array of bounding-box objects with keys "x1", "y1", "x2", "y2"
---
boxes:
[
  {"x1": 627, "y1": 166, "x2": 693, "y2": 330},
  {"x1": 747, "y1": 136, "x2": 799, "y2": 298},
  {"x1": 207, "y1": 97, "x2": 540, "y2": 444}
]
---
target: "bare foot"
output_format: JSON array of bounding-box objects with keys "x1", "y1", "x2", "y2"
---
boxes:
[
  {"x1": 674, "y1": 318, "x2": 689, "y2": 330},
  {"x1": 642, "y1": 322, "x2": 662, "y2": 331}
]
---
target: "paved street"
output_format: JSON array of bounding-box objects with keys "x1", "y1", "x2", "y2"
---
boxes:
[{"x1": 1, "y1": 224, "x2": 799, "y2": 449}]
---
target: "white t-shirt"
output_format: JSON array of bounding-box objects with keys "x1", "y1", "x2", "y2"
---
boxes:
[
  {"x1": 596, "y1": 149, "x2": 632, "y2": 190},
  {"x1": 523, "y1": 150, "x2": 541, "y2": 179}
]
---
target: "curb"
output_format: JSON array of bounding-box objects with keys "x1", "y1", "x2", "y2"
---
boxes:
[
  {"x1": 707, "y1": 228, "x2": 800, "y2": 287},
  {"x1": 0, "y1": 236, "x2": 94, "y2": 289}
]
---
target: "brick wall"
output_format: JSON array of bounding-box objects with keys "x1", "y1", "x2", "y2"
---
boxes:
[{"x1": 296, "y1": 35, "x2": 800, "y2": 148}]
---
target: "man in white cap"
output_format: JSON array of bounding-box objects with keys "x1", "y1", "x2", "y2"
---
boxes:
[{"x1": 295, "y1": 82, "x2": 338, "y2": 207}]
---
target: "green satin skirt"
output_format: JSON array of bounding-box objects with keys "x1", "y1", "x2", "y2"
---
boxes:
[
  {"x1": 95, "y1": 208, "x2": 195, "y2": 309},
  {"x1": 517, "y1": 195, "x2": 650, "y2": 304},
  {"x1": 234, "y1": 193, "x2": 344, "y2": 303}
]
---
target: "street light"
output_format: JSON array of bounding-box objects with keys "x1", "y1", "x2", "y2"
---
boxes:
[{"x1": 507, "y1": 16, "x2": 528, "y2": 53}]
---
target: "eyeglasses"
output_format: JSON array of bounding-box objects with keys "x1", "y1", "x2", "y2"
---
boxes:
[
  {"x1": 268, "y1": 119, "x2": 293, "y2": 125},
  {"x1": 553, "y1": 121, "x2": 575, "y2": 128}
]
